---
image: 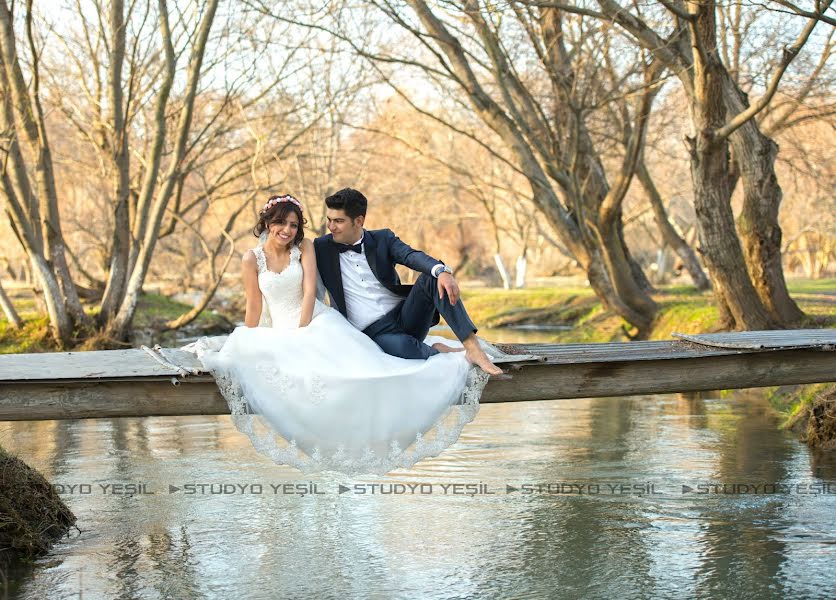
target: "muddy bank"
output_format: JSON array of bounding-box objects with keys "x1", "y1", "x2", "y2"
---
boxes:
[
  {"x1": 785, "y1": 385, "x2": 836, "y2": 451},
  {"x1": 0, "y1": 447, "x2": 76, "y2": 573}
]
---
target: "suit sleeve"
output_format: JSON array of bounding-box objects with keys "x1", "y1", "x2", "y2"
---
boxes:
[{"x1": 385, "y1": 229, "x2": 442, "y2": 276}]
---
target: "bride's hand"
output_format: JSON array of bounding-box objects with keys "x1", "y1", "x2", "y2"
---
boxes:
[{"x1": 299, "y1": 315, "x2": 312, "y2": 328}]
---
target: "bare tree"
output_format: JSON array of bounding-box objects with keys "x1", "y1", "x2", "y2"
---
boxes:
[
  {"x1": 0, "y1": 0, "x2": 355, "y2": 346},
  {"x1": 0, "y1": 0, "x2": 91, "y2": 344},
  {"x1": 276, "y1": 0, "x2": 665, "y2": 333},
  {"x1": 542, "y1": 0, "x2": 830, "y2": 328}
]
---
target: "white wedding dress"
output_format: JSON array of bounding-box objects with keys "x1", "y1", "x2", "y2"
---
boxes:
[{"x1": 182, "y1": 243, "x2": 489, "y2": 476}]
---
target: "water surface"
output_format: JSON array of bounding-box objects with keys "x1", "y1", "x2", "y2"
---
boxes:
[{"x1": 2, "y1": 389, "x2": 834, "y2": 599}]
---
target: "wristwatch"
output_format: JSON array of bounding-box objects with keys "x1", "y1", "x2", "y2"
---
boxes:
[{"x1": 434, "y1": 264, "x2": 453, "y2": 277}]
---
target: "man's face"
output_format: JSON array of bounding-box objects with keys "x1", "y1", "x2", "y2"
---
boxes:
[{"x1": 326, "y1": 208, "x2": 364, "y2": 244}]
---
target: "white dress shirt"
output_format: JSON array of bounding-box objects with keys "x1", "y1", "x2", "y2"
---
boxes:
[{"x1": 339, "y1": 233, "x2": 443, "y2": 331}]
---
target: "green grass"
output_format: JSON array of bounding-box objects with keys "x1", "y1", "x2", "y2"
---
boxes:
[
  {"x1": 131, "y1": 293, "x2": 229, "y2": 330},
  {"x1": 0, "y1": 290, "x2": 232, "y2": 353},
  {"x1": 767, "y1": 383, "x2": 831, "y2": 424},
  {"x1": 461, "y1": 278, "x2": 833, "y2": 343},
  {"x1": 649, "y1": 295, "x2": 721, "y2": 341},
  {"x1": 766, "y1": 383, "x2": 836, "y2": 451},
  {"x1": 461, "y1": 287, "x2": 598, "y2": 327},
  {"x1": 785, "y1": 278, "x2": 836, "y2": 295},
  {"x1": 0, "y1": 314, "x2": 54, "y2": 354},
  {"x1": 463, "y1": 286, "x2": 717, "y2": 343}
]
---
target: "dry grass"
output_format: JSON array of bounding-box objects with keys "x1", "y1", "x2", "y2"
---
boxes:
[{"x1": 0, "y1": 446, "x2": 76, "y2": 571}]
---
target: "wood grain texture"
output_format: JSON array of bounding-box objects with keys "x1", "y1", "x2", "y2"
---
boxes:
[{"x1": 671, "y1": 329, "x2": 836, "y2": 350}]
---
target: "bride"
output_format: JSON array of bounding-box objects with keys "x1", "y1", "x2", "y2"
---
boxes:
[{"x1": 183, "y1": 194, "x2": 490, "y2": 476}]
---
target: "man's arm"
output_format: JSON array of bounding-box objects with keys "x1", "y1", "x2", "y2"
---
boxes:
[
  {"x1": 386, "y1": 229, "x2": 444, "y2": 275},
  {"x1": 386, "y1": 229, "x2": 460, "y2": 304}
]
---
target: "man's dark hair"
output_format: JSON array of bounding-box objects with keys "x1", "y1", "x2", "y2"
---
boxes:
[{"x1": 324, "y1": 188, "x2": 367, "y2": 220}]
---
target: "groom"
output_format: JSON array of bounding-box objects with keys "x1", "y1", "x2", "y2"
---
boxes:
[{"x1": 313, "y1": 188, "x2": 502, "y2": 375}]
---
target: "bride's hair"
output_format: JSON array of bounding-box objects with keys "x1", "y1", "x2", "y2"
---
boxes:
[{"x1": 253, "y1": 196, "x2": 307, "y2": 245}]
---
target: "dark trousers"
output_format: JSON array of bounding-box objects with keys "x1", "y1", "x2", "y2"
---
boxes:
[{"x1": 362, "y1": 273, "x2": 477, "y2": 360}]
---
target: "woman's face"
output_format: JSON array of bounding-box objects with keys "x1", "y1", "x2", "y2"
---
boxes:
[{"x1": 268, "y1": 211, "x2": 299, "y2": 247}]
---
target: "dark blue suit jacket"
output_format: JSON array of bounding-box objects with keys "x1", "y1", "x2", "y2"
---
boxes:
[{"x1": 313, "y1": 228, "x2": 441, "y2": 324}]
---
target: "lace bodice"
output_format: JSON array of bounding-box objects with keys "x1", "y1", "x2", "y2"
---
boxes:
[{"x1": 253, "y1": 244, "x2": 325, "y2": 329}]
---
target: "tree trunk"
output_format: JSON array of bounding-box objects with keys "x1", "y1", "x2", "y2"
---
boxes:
[
  {"x1": 583, "y1": 254, "x2": 652, "y2": 335},
  {"x1": 636, "y1": 160, "x2": 711, "y2": 290},
  {"x1": 686, "y1": 0, "x2": 776, "y2": 330},
  {"x1": 617, "y1": 207, "x2": 655, "y2": 293},
  {"x1": 724, "y1": 96, "x2": 804, "y2": 323},
  {"x1": 98, "y1": 0, "x2": 132, "y2": 326},
  {"x1": 0, "y1": 0, "x2": 89, "y2": 331},
  {"x1": 0, "y1": 278, "x2": 22, "y2": 328},
  {"x1": 688, "y1": 133, "x2": 775, "y2": 329},
  {"x1": 514, "y1": 254, "x2": 527, "y2": 288},
  {"x1": 30, "y1": 254, "x2": 74, "y2": 345},
  {"x1": 109, "y1": 0, "x2": 219, "y2": 340},
  {"x1": 597, "y1": 219, "x2": 657, "y2": 333},
  {"x1": 494, "y1": 254, "x2": 511, "y2": 290}
]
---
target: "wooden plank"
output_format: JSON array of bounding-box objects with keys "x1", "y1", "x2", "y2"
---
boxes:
[
  {"x1": 2, "y1": 330, "x2": 832, "y2": 385},
  {"x1": 0, "y1": 348, "x2": 198, "y2": 381},
  {"x1": 1, "y1": 348, "x2": 833, "y2": 421},
  {"x1": 482, "y1": 349, "x2": 836, "y2": 403},
  {"x1": 0, "y1": 378, "x2": 227, "y2": 421},
  {"x1": 672, "y1": 329, "x2": 836, "y2": 350},
  {"x1": 0, "y1": 340, "x2": 802, "y2": 383},
  {"x1": 0, "y1": 345, "x2": 541, "y2": 383},
  {"x1": 501, "y1": 340, "x2": 750, "y2": 363}
]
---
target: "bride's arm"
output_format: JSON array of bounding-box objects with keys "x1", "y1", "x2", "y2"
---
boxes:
[
  {"x1": 298, "y1": 238, "x2": 317, "y2": 327},
  {"x1": 242, "y1": 250, "x2": 262, "y2": 327}
]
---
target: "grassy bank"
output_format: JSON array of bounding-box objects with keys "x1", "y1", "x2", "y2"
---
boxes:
[
  {"x1": 462, "y1": 278, "x2": 835, "y2": 342},
  {"x1": 0, "y1": 290, "x2": 232, "y2": 354},
  {"x1": 768, "y1": 384, "x2": 836, "y2": 450}
]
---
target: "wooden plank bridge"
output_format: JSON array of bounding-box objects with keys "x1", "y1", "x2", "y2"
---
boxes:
[{"x1": 0, "y1": 329, "x2": 833, "y2": 421}]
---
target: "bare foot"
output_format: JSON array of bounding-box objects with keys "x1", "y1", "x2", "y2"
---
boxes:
[
  {"x1": 464, "y1": 347, "x2": 504, "y2": 375},
  {"x1": 460, "y1": 334, "x2": 503, "y2": 375},
  {"x1": 432, "y1": 342, "x2": 465, "y2": 354}
]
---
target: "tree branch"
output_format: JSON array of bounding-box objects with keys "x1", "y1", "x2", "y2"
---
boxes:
[{"x1": 714, "y1": 0, "x2": 829, "y2": 141}]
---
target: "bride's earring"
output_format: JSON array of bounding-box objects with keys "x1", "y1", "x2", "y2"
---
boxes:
[{"x1": 259, "y1": 230, "x2": 268, "y2": 245}]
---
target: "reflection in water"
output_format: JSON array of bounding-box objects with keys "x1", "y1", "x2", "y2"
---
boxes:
[{"x1": 1, "y1": 390, "x2": 835, "y2": 599}]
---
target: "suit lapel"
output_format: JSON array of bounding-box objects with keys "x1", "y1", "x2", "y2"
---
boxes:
[
  {"x1": 325, "y1": 236, "x2": 347, "y2": 316},
  {"x1": 362, "y1": 229, "x2": 382, "y2": 284}
]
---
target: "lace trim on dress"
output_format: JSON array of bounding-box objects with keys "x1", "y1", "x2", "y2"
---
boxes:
[
  {"x1": 253, "y1": 245, "x2": 268, "y2": 274},
  {"x1": 192, "y1": 341, "x2": 490, "y2": 476},
  {"x1": 254, "y1": 244, "x2": 301, "y2": 276}
]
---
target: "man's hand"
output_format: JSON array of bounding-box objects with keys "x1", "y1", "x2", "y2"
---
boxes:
[{"x1": 437, "y1": 272, "x2": 460, "y2": 305}]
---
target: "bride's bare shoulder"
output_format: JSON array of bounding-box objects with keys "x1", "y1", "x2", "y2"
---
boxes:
[
  {"x1": 241, "y1": 248, "x2": 258, "y2": 269},
  {"x1": 299, "y1": 238, "x2": 314, "y2": 253}
]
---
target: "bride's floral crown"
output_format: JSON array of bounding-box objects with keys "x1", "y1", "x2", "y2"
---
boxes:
[{"x1": 261, "y1": 194, "x2": 302, "y2": 214}]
